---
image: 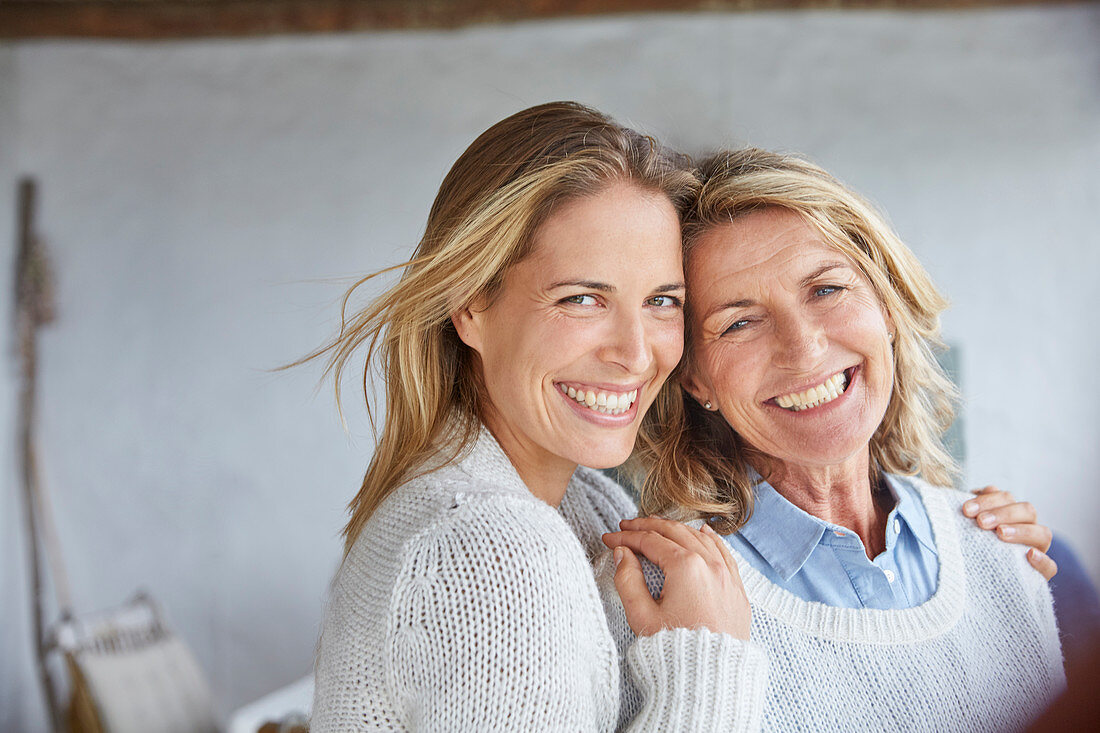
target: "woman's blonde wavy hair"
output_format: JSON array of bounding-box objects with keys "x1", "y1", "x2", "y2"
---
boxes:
[
  {"x1": 631, "y1": 148, "x2": 960, "y2": 534},
  {"x1": 300, "y1": 102, "x2": 698, "y2": 554}
]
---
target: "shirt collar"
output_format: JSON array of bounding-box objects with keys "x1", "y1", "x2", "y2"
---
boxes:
[
  {"x1": 737, "y1": 477, "x2": 828, "y2": 581},
  {"x1": 736, "y1": 472, "x2": 938, "y2": 580},
  {"x1": 884, "y1": 474, "x2": 938, "y2": 555}
]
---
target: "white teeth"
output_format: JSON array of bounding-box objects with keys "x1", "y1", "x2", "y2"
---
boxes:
[
  {"x1": 776, "y1": 371, "x2": 850, "y2": 412},
  {"x1": 558, "y1": 384, "x2": 639, "y2": 416}
]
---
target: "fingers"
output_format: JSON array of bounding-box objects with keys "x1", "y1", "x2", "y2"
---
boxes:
[
  {"x1": 608, "y1": 517, "x2": 751, "y2": 640},
  {"x1": 962, "y1": 488, "x2": 1018, "y2": 517},
  {"x1": 994, "y1": 521, "x2": 1053, "y2": 553},
  {"x1": 604, "y1": 516, "x2": 720, "y2": 573},
  {"x1": 612, "y1": 546, "x2": 659, "y2": 635},
  {"x1": 603, "y1": 528, "x2": 693, "y2": 572},
  {"x1": 619, "y1": 516, "x2": 712, "y2": 555},
  {"x1": 1027, "y1": 547, "x2": 1058, "y2": 581},
  {"x1": 972, "y1": 501, "x2": 1038, "y2": 530},
  {"x1": 962, "y1": 489, "x2": 1052, "y2": 554},
  {"x1": 604, "y1": 517, "x2": 736, "y2": 578},
  {"x1": 964, "y1": 485, "x2": 1056, "y2": 575}
]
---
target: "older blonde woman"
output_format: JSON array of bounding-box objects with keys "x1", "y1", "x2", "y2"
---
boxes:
[{"x1": 604, "y1": 148, "x2": 1065, "y2": 731}]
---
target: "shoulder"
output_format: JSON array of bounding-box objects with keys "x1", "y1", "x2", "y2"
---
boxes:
[
  {"x1": 384, "y1": 487, "x2": 613, "y2": 673},
  {"x1": 558, "y1": 467, "x2": 638, "y2": 562},
  {"x1": 358, "y1": 478, "x2": 620, "y2": 730},
  {"x1": 375, "y1": 473, "x2": 595, "y2": 620},
  {"x1": 334, "y1": 461, "x2": 575, "y2": 609},
  {"x1": 901, "y1": 476, "x2": 1040, "y2": 587},
  {"x1": 413, "y1": 488, "x2": 580, "y2": 566},
  {"x1": 570, "y1": 466, "x2": 638, "y2": 528},
  {"x1": 891, "y1": 473, "x2": 971, "y2": 522}
]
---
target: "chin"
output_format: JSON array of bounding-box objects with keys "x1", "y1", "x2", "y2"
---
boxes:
[
  {"x1": 570, "y1": 436, "x2": 635, "y2": 470},
  {"x1": 769, "y1": 438, "x2": 872, "y2": 472}
]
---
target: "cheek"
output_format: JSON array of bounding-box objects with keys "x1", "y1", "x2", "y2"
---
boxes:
[
  {"x1": 653, "y1": 321, "x2": 686, "y2": 369},
  {"x1": 480, "y1": 316, "x2": 549, "y2": 392},
  {"x1": 705, "y1": 342, "x2": 762, "y2": 397}
]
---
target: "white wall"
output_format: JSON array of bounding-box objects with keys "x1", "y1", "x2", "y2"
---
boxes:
[{"x1": 2, "y1": 6, "x2": 1098, "y2": 730}]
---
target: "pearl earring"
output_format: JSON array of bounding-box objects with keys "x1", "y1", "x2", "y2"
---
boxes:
[{"x1": 704, "y1": 401, "x2": 713, "y2": 410}]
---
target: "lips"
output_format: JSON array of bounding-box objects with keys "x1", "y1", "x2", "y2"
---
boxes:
[
  {"x1": 772, "y1": 368, "x2": 854, "y2": 411},
  {"x1": 557, "y1": 383, "x2": 639, "y2": 416}
]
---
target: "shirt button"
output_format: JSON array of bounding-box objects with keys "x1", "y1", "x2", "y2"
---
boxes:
[
  {"x1": 894, "y1": 519, "x2": 901, "y2": 534},
  {"x1": 884, "y1": 569, "x2": 896, "y2": 583}
]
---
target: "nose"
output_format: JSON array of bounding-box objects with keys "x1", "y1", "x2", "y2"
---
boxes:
[
  {"x1": 598, "y1": 308, "x2": 653, "y2": 375},
  {"x1": 773, "y1": 312, "x2": 827, "y2": 371}
]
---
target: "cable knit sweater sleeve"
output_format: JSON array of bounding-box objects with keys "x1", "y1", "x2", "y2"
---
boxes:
[
  {"x1": 383, "y1": 492, "x2": 619, "y2": 731},
  {"x1": 589, "y1": 552, "x2": 769, "y2": 733}
]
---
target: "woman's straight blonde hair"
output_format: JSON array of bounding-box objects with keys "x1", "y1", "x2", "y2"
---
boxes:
[
  {"x1": 301, "y1": 102, "x2": 698, "y2": 553},
  {"x1": 633, "y1": 148, "x2": 960, "y2": 534}
]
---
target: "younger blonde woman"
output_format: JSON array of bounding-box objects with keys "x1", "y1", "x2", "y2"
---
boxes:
[{"x1": 306, "y1": 103, "x2": 764, "y2": 731}]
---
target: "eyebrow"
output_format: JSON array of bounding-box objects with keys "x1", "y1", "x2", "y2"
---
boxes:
[
  {"x1": 799, "y1": 261, "x2": 850, "y2": 287},
  {"x1": 548, "y1": 280, "x2": 685, "y2": 293},
  {"x1": 703, "y1": 261, "x2": 851, "y2": 319}
]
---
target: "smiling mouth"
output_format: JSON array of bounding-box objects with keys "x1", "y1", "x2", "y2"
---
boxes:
[
  {"x1": 557, "y1": 383, "x2": 640, "y2": 416},
  {"x1": 773, "y1": 368, "x2": 853, "y2": 411}
]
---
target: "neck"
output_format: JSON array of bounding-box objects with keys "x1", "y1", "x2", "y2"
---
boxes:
[
  {"x1": 756, "y1": 451, "x2": 890, "y2": 559},
  {"x1": 480, "y1": 413, "x2": 575, "y2": 508}
]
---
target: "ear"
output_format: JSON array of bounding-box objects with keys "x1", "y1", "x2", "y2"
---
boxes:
[
  {"x1": 451, "y1": 301, "x2": 487, "y2": 355},
  {"x1": 679, "y1": 363, "x2": 710, "y2": 409},
  {"x1": 882, "y1": 307, "x2": 896, "y2": 343}
]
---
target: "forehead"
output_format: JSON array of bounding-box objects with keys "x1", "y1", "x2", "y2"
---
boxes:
[
  {"x1": 525, "y1": 182, "x2": 683, "y2": 273},
  {"x1": 688, "y1": 208, "x2": 848, "y2": 289}
]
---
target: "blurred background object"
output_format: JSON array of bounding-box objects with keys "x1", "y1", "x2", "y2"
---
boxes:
[{"x1": 2, "y1": 1, "x2": 1098, "y2": 731}]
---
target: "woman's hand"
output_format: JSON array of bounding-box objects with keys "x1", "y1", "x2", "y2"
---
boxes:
[
  {"x1": 601, "y1": 516, "x2": 751, "y2": 640},
  {"x1": 963, "y1": 485, "x2": 1057, "y2": 580}
]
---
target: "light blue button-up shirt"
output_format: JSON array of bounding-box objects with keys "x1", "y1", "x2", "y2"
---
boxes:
[{"x1": 723, "y1": 474, "x2": 939, "y2": 609}]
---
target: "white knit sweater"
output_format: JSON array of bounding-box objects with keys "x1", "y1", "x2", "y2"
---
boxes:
[
  {"x1": 311, "y1": 428, "x2": 768, "y2": 731},
  {"x1": 601, "y1": 480, "x2": 1065, "y2": 732}
]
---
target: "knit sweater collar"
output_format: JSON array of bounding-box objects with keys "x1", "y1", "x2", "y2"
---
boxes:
[
  {"x1": 452, "y1": 425, "x2": 534, "y2": 498},
  {"x1": 733, "y1": 478, "x2": 967, "y2": 644},
  {"x1": 453, "y1": 424, "x2": 597, "y2": 510}
]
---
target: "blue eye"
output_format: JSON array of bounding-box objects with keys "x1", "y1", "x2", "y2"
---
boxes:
[
  {"x1": 723, "y1": 318, "x2": 751, "y2": 334},
  {"x1": 814, "y1": 285, "x2": 845, "y2": 297}
]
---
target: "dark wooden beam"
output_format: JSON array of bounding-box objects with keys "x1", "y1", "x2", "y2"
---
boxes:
[{"x1": 0, "y1": 0, "x2": 1089, "y2": 40}]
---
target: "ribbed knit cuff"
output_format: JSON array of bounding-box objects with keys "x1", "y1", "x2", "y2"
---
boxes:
[{"x1": 624, "y1": 627, "x2": 767, "y2": 732}]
